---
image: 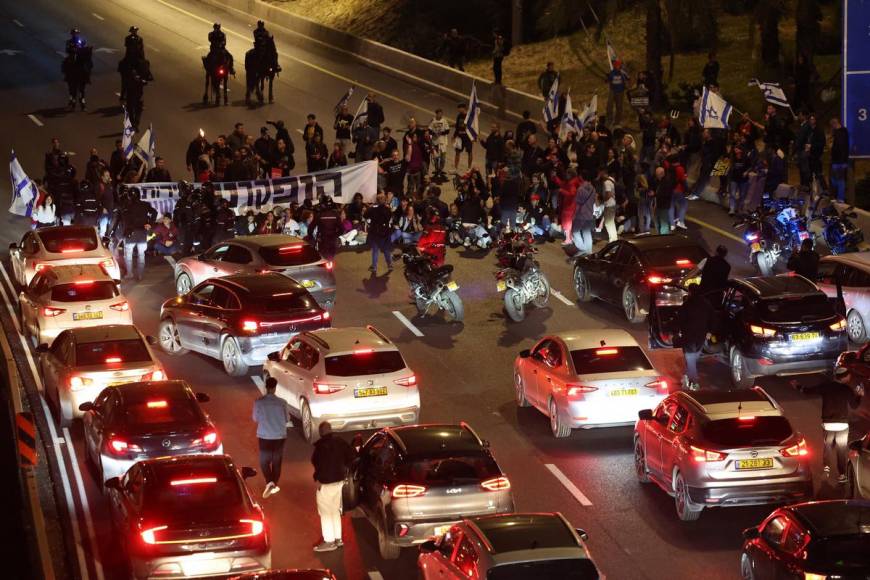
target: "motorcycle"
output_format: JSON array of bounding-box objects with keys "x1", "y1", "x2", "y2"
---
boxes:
[
  {"x1": 770, "y1": 203, "x2": 810, "y2": 257},
  {"x1": 734, "y1": 209, "x2": 780, "y2": 276},
  {"x1": 400, "y1": 250, "x2": 464, "y2": 322},
  {"x1": 495, "y1": 233, "x2": 550, "y2": 322},
  {"x1": 814, "y1": 203, "x2": 865, "y2": 255}
]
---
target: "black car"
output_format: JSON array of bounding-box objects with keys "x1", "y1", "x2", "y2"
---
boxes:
[
  {"x1": 741, "y1": 500, "x2": 870, "y2": 580},
  {"x1": 79, "y1": 380, "x2": 220, "y2": 485},
  {"x1": 650, "y1": 275, "x2": 848, "y2": 387},
  {"x1": 158, "y1": 272, "x2": 330, "y2": 376},
  {"x1": 105, "y1": 454, "x2": 270, "y2": 579},
  {"x1": 572, "y1": 235, "x2": 709, "y2": 323}
]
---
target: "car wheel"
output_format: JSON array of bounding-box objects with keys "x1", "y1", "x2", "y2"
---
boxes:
[
  {"x1": 221, "y1": 336, "x2": 248, "y2": 377},
  {"x1": 157, "y1": 319, "x2": 188, "y2": 355},
  {"x1": 634, "y1": 437, "x2": 650, "y2": 483},
  {"x1": 377, "y1": 515, "x2": 400, "y2": 560},
  {"x1": 549, "y1": 398, "x2": 570, "y2": 438},
  {"x1": 623, "y1": 285, "x2": 647, "y2": 324},
  {"x1": 674, "y1": 472, "x2": 702, "y2": 522},
  {"x1": 504, "y1": 289, "x2": 526, "y2": 322},
  {"x1": 300, "y1": 400, "x2": 319, "y2": 443},
  {"x1": 514, "y1": 372, "x2": 530, "y2": 408},
  {"x1": 739, "y1": 553, "x2": 755, "y2": 580},
  {"x1": 730, "y1": 347, "x2": 753, "y2": 389},
  {"x1": 847, "y1": 310, "x2": 867, "y2": 344},
  {"x1": 175, "y1": 271, "x2": 193, "y2": 295},
  {"x1": 573, "y1": 267, "x2": 592, "y2": 302}
]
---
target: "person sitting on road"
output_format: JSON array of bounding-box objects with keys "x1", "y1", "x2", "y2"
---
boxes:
[{"x1": 152, "y1": 214, "x2": 180, "y2": 256}]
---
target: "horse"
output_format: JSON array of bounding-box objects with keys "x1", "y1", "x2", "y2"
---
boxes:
[
  {"x1": 118, "y1": 55, "x2": 152, "y2": 102},
  {"x1": 244, "y1": 37, "x2": 280, "y2": 105},
  {"x1": 61, "y1": 46, "x2": 93, "y2": 111},
  {"x1": 202, "y1": 48, "x2": 234, "y2": 106}
]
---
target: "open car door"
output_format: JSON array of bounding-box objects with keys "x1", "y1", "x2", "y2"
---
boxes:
[{"x1": 648, "y1": 295, "x2": 682, "y2": 349}]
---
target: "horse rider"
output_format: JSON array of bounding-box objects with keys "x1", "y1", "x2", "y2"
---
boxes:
[
  {"x1": 62, "y1": 29, "x2": 92, "y2": 111},
  {"x1": 124, "y1": 26, "x2": 145, "y2": 60},
  {"x1": 253, "y1": 20, "x2": 270, "y2": 46},
  {"x1": 66, "y1": 28, "x2": 84, "y2": 56},
  {"x1": 209, "y1": 23, "x2": 226, "y2": 52}
]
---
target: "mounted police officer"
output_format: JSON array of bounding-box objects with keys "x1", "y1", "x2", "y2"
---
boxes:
[
  {"x1": 253, "y1": 20, "x2": 270, "y2": 46},
  {"x1": 209, "y1": 23, "x2": 226, "y2": 51},
  {"x1": 124, "y1": 26, "x2": 145, "y2": 60},
  {"x1": 62, "y1": 28, "x2": 92, "y2": 111}
]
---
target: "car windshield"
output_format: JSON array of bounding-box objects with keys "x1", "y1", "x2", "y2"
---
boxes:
[
  {"x1": 806, "y1": 535, "x2": 870, "y2": 567},
  {"x1": 641, "y1": 246, "x2": 708, "y2": 268},
  {"x1": 124, "y1": 397, "x2": 201, "y2": 429},
  {"x1": 146, "y1": 473, "x2": 242, "y2": 516},
  {"x1": 51, "y1": 281, "x2": 117, "y2": 303},
  {"x1": 259, "y1": 244, "x2": 322, "y2": 267},
  {"x1": 38, "y1": 228, "x2": 99, "y2": 253},
  {"x1": 570, "y1": 346, "x2": 653, "y2": 374},
  {"x1": 700, "y1": 416, "x2": 794, "y2": 447},
  {"x1": 398, "y1": 453, "x2": 501, "y2": 486},
  {"x1": 256, "y1": 292, "x2": 318, "y2": 314},
  {"x1": 487, "y1": 559, "x2": 599, "y2": 580},
  {"x1": 760, "y1": 294, "x2": 835, "y2": 323},
  {"x1": 75, "y1": 339, "x2": 152, "y2": 366},
  {"x1": 325, "y1": 351, "x2": 406, "y2": 376}
]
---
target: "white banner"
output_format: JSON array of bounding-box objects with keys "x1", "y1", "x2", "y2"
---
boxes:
[{"x1": 131, "y1": 160, "x2": 377, "y2": 217}]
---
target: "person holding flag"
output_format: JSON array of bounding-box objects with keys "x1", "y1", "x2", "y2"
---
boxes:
[
  {"x1": 454, "y1": 82, "x2": 480, "y2": 171},
  {"x1": 699, "y1": 86, "x2": 733, "y2": 130},
  {"x1": 542, "y1": 72, "x2": 560, "y2": 134},
  {"x1": 604, "y1": 60, "x2": 629, "y2": 127},
  {"x1": 559, "y1": 91, "x2": 578, "y2": 141},
  {"x1": 9, "y1": 150, "x2": 45, "y2": 223}
]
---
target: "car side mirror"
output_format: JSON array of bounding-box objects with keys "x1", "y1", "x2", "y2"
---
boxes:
[
  {"x1": 849, "y1": 439, "x2": 864, "y2": 451},
  {"x1": 145, "y1": 335, "x2": 158, "y2": 346},
  {"x1": 519, "y1": 349, "x2": 530, "y2": 358},
  {"x1": 104, "y1": 477, "x2": 122, "y2": 491},
  {"x1": 638, "y1": 409, "x2": 654, "y2": 421},
  {"x1": 742, "y1": 527, "x2": 760, "y2": 540},
  {"x1": 78, "y1": 402, "x2": 94, "y2": 413},
  {"x1": 419, "y1": 539, "x2": 438, "y2": 553},
  {"x1": 8, "y1": 243, "x2": 17, "y2": 251},
  {"x1": 575, "y1": 528, "x2": 589, "y2": 541},
  {"x1": 35, "y1": 344, "x2": 49, "y2": 354},
  {"x1": 195, "y1": 392, "x2": 210, "y2": 403},
  {"x1": 241, "y1": 466, "x2": 257, "y2": 479},
  {"x1": 266, "y1": 352, "x2": 279, "y2": 362}
]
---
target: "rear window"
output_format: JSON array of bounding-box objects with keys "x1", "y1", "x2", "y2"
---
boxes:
[
  {"x1": 147, "y1": 474, "x2": 242, "y2": 515},
  {"x1": 51, "y1": 281, "x2": 117, "y2": 303},
  {"x1": 642, "y1": 246, "x2": 708, "y2": 268},
  {"x1": 325, "y1": 351, "x2": 405, "y2": 376},
  {"x1": 700, "y1": 416, "x2": 794, "y2": 447},
  {"x1": 38, "y1": 228, "x2": 99, "y2": 253},
  {"x1": 75, "y1": 339, "x2": 152, "y2": 366},
  {"x1": 760, "y1": 294, "x2": 835, "y2": 323},
  {"x1": 259, "y1": 244, "x2": 322, "y2": 267},
  {"x1": 807, "y1": 536, "x2": 870, "y2": 567},
  {"x1": 398, "y1": 453, "x2": 501, "y2": 486},
  {"x1": 570, "y1": 346, "x2": 653, "y2": 374},
  {"x1": 488, "y1": 559, "x2": 599, "y2": 580},
  {"x1": 256, "y1": 292, "x2": 318, "y2": 314},
  {"x1": 124, "y1": 397, "x2": 201, "y2": 428}
]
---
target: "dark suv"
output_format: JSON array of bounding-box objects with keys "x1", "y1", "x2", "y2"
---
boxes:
[
  {"x1": 343, "y1": 423, "x2": 515, "y2": 560},
  {"x1": 650, "y1": 275, "x2": 848, "y2": 387},
  {"x1": 158, "y1": 273, "x2": 330, "y2": 376}
]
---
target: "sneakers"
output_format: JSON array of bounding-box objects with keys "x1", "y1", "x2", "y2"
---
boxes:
[
  {"x1": 262, "y1": 482, "x2": 280, "y2": 498},
  {"x1": 823, "y1": 465, "x2": 832, "y2": 477},
  {"x1": 335, "y1": 539, "x2": 344, "y2": 547},
  {"x1": 675, "y1": 221, "x2": 687, "y2": 230},
  {"x1": 313, "y1": 541, "x2": 337, "y2": 552},
  {"x1": 687, "y1": 194, "x2": 700, "y2": 201}
]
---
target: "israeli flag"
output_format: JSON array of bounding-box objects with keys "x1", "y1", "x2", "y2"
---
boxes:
[
  {"x1": 122, "y1": 107, "x2": 136, "y2": 158},
  {"x1": 334, "y1": 86, "x2": 354, "y2": 114},
  {"x1": 132, "y1": 124, "x2": 156, "y2": 169},
  {"x1": 559, "y1": 91, "x2": 578, "y2": 140},
  {"x1": 699, "y1": 86, "x2": 732, "y2": 129},
  {"x1": 578, "y1": 93, "x2": 598, "y2": 128},
  {"x1": 543, "y1": 73, "x2": 560, "y2": 124},
  {"x1": 464, "y1": 82, "x2": 480, "y2": 141},
  {"x1": 9, "y1": 150, "x2": 38, "y2": 217},
  {"x1": 606, "y1": 36, "x2": 618, "y2": 70},
  {"x1": 351, "y1": 96, "x2": 368, "y2": 131},
  {"x1": 748, "y1": 79, "x2": 790, "y2": 108}
]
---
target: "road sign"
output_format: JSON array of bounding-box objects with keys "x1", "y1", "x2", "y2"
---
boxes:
[{"x1": 844, "y1": 0, "x2": 870, "y2": 157}]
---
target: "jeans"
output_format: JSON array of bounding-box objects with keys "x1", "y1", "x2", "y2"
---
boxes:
[
  {"x1": 639, "y1": 199, "x2": 653, "y2": 233},
  {"x1": 656, "y1": 208, "x2": 671, "y2": 234},
  {"x1": 316, "y1": 481, "x2": 345, "y2": 543},
  {"x1": 258, "y1": 437, "x2": 285, "y2": 485},
  {"x1": 153, "y1": 242, "x2": 177, "y2": 256},
  {"x1": 729, "y1": 181, "x2": 749, "y2": 214},
  {"x1": 823, "y1": 428, "x2": 849, "y2": 475},
  {"x1": 434, "y1": 151, "x2": 446, "y2": 174},
  {"x1": 831, "y1": 163, "x2": 848, "y2": 202},
  {"x1": 123, "y1": 240, "x2": 148, "y2": 279},
  {"x1": 493, "y1": 56, "x2": 503, "y2": 84},
  {"x1": 692, "y1": 164, "x2": 713, "y2": 197},
  {"x1": 370, "y1": 237, "x2": 392, "y2": 270},
  {"x1": 683, "y1": 349, "x2": 701, "y2": 383},
  {"x1": 673, "y1": 193, "x2": 688, "y2": 225},
  {"x1": 571, "y1": 219, "x2": 594, "y2": 254},
  {"x1": 606, "y1": 90, "x2": 625, "y2": 126}
]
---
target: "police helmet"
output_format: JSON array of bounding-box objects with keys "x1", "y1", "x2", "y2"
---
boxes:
[
  {"x1": 70, "y1": 28, "x2": 79, "y2": 35},
  {"x1": 213, "y1": 22, "x2": 221, "y2": 30},
  {"x1": 129, "y1": 26, "x2": 139, "y2": 33},
  {"x1": 257, "y1": 20, "x2": 265, "y2": 28}
]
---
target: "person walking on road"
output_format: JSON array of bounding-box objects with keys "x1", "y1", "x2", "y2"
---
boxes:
[
  {"x1": 311, "y1": 422, "x2": 354, "y2": 552},
  {"x1": 365, "y1": 192, "x2": 394, "y2": 274},
  {"x1": 492, "y1": 31, "x2": 506, "y2": 85},
  {"x1": 253, "y1": 377, "x2": 290, "y2": 499},
  {"x1": 787, "y1": 238, "x2": 820, "y2": 281},
  {"x1": 677, "y1": 284, "x2": 713, "y2": 391},
  {"x1": 817, "y1": 367, "x2": 863, "y2": 484}
]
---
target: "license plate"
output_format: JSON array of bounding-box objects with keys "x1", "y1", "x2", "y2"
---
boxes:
[
  {"x1": 354, "y1": 386, "x2": 388, "y2": 398},
  {"x1": 735, "y1": 458, "x2": 774, "y2": 470},
  {"x1": 496, "y1": 280, "x2": 506, "y2": 292},
  {"x1": 73, "y1": 311, "x2": 103, "y2": 321},
  {"x1": 790, "y1": 332, "x2": 820, "y2": 342},
  {"x1": 181, "y1": 556, "x2": 230, "y2": 576},
  {"x1": 446, "y1": 281, "x2": 459, "y2": 291},
  {"x1": 609, "y1": 388, "x2": 639, "y2": 397},
  {"x1": 684, "y1": 276, "x2": 700, "y2": 287},
  {"x1": 433, "y1": 525, "x2": 451, "y2": 537},
  {"x1": 751, "y1": 242, "x2": 761, "y2": 252},
  {"x1": 300, "y1": 279, "x2": 316, "y2": 289}
]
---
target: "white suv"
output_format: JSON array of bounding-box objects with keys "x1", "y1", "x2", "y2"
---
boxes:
[{"x1": 263, "y1": 326, "x2": 419, "y2": 442}]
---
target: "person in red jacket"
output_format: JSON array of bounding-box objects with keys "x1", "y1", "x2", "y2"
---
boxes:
[
  {"x1": 417, "y1": 211, "x2": 447, "y2": 267},
  {"x1": 551, "y1": 167, "x2": 581, "y2": 245}
]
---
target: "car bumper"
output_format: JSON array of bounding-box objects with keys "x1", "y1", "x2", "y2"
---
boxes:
[
  {"x1": 390, "y1": 504, "x2": 515, "y2": 546},
  {"x1": 564, "y1": 395, "x2": 666, "y2": 429},
  {"x1": 40, "y1": 312, "x2": 133, "y2": 346},
  {"x1": 687, "y1": 480, "x2": 813, "y2": 507},
  {"x1": 237, "y1": 334, "x2": 298, "y2": 366},
  {"x1": 100, "y1": 445, "x2": 224, "y2": 483},
  {"x1": 310, "y1": 405, "x2": 420, "y2": 432},
  {"x1": 130, "y1": 547, "x2": 270, "y2": 579},
  {"x1": 744, "y1": 355, "x2": 839, "y2": 378}
]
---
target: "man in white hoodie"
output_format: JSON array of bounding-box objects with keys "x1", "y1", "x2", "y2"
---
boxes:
[{"x1": 429, "y1": 109, "x2": 450, "y2": 180}]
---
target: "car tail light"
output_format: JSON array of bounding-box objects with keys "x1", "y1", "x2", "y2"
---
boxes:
[
  {"x1": 690, "y1": 445, "x2": 728, "y2": 462},
  {"x1": 803, "y1": 573, "x2": 827, "y2": 580},
  {"x1": 151, "y1": 369, "x2": 165, "y2": 381},
  {"x1": 675, "y1": 259, "x2": 692, "y2": 266},
  {"x1": 69, "y1": 376, "x2": 92, "y2": 391},
  {"x1": 105, "y1": 357, "x2": 122, "y2": 364},
  {"x1": 391, "y1": 484, "x2": 426, "y2": 499},
  {"x1": 645, "y1": 378, "x2": 669, "y2": 394},
  {"x1": 595, "y1": 348, "x2": 618, "y2": 355},
  {"x1": 749, "y1": 324, "x2": 777, "y2": 337},
  {"x1": 566, "y1": 384, "x2": 598, "y2": 398},
  {"x1": 108, "y1": 437, "x2": 130, "y2": 456},
  {"x1": 480, "y1": 477, "x2": 511, "y2": 491},
  {"x1": 99, "y1": 258, "x2": 115, "y2": 271},
  {"x1": 737, "y1": 416, "x2": 756, "y2": 421},
  {"x1": 354, "y1": 348, "x2": 374, "y2": 355},
  {"x1": 239, "y1": 519, "x2": 264, "y2": 536},
  {"x1": 394, "y1": 374, "x2": 417, "y2": 387},
  {"x1": 314, "y1": 382, "x2": 345, "y2": 394},
  {"x1": 109, "y1": 301, "x2": 129, "y2": 312},
  {"x1": 278, "y1": 244, "x2": 304, "y2": 253},
  {"x1": 322, "y1": 310, "x2": 330, "y2": 321},
  {"x1": 830, "y1": 318, "x2": 847, "y2": 332},
  {"x1": 60, "y1": 246, "x2": 84, "y2": 253},
  {"x1": 647, "y1": 274, "x2": 673, "y2": 285},
  {"x1": 140, "y1": 525, "x2": 168, "y2": 545},
  {"x1": 73, "y1": 280, "x2": 94, "y2": 286},
  {"x1": 170, "y1": 477, "x2": 218, "y2": 486},
  {"x1": 193, "y1": 428, "x2": 220, "y2": 451},
  {"x1": 146, "y1": 400, "x2": 168, "y2": 409},
  {"x1": 324, "y1": 261, "x2": 334, "y2": 271},
  {"x1": 780, "y1": 438, "x2": 809, "y2": 458},
  {"x1": 42, "y1": 306, "x2": 66, "y2": 317},
  {"x1": 34, "y1": 263, "x2": 49, "y2": 273},
  {"x1": 241, "y1": 320, "x2": 259, "y2": 332}
]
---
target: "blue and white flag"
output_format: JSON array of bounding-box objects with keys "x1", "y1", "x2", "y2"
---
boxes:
[
  {"x1": 9, "y1": 150, "x2": 39, "y2": 217},
  {"x1": 334, "y1": 86, "x2": 354, "y2": 114},
  {"x1": 699, "y1": 86, "x2": 732, "y2": 129},
  {"x1": 748, "y1": 79, "x2": 790, "y2": 108},
  {"x1": 131, "y1": 124, "x2": 156, "y2": 169},
  {"x1": 578, "y1": 93, "x2": 598, "y2": 128},
  {"x1": 543, "y1": 73, "x2": 560, "y2": 124},
  {"x1": 464, "y1": 82, "x2": 480, "y2": 141},
  {"x1": 559, "y1": 91, "x2": 578, "y2": 140},
  {"x1": 606, "y1": 36, "x2": 618, "y2": 71},
  {"x1": 122, "y1": 107, "x2": 135, "y2": 158}
]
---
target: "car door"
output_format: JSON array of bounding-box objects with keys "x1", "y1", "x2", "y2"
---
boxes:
[
  {"x1": 20, "y1": 273, "x2": 48, "y2": 337},
  {"x1": 752, "y1": 515, "x2": 789, "y2": 580},
  {"x1": 221, "y1": 244, "x2": 255, "y2": 276},
  {"x1": 83, "y1": 389, "x2": 112, "y2": 463},
  {"x1": 841, "y1": 265, "x2": 870, "y2": 333},
  {"x1": 643, "y1": 399, "x2": 675, "y2": 478},
  {"x1": 425, "y1": 526, "x2": 461, "y2": 579},
  {"x1": 197, "y1": 285, "x2": 236, "y2": 356},
  {"x1": 175, "y1": 283, "x2": 215, "y2": 352},
  {"x1": 272, "y1": 338, "x2": 309, "y2": 409},
  {"x1": 721, "y1": 285, "x2": 749, "y2": 350},
  {"x1": 523, "y1": 339, "x2": 554, "y2": 409},
  {"x1": 12, "y1": 232, "x2": 34, "y2": 285},
  {"x1": 586, "y1": 242, "x2": 621, "y2": 298},
  {"x1": 448, "y1": 533, "x2": 481, "y2": 579},
  {"x1": 604, "y1": 243, "x2": 636, "y2": 301},
  {"x1": 537, "y1": 339, "x2": 567, "y2": 404},
  {"x1": 658, "y1": 403, "x2": 690, "y2": 478},
  {"x1": 41, "y1": 331, "x2": 71, "y2": 396},
  {"x1": 855, "y1": 434, "x2": 870, "y2": 498},
  {"x1": 111, "y1": 463, "x2": 145, "y2": 535},
  {"x1": 359, "y1": 434, "x2": 398, "y2": 515},
  {"x1": 200, "y1": 244, "x2": 238, "y2": 279}
]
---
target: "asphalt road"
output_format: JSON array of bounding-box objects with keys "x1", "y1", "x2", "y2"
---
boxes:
[{"x1": 1, "y1": 1, "x2": 868, "y2": 579}]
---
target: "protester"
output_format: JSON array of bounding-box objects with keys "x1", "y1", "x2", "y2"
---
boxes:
[
  {"x1": 365, "y1": 192, "x2": 393, "y2": 273},
  {"x1": 310, "y1": 422, "x2": 354, "y2": 552},
  {"x1": 677, "y1": 284, "x2": 714, "y2": 390},
  {"x1": 829, "y1": 117, "x2": 850, "y2": 202},
  {"x1": 32, "y1": 194, "x2": 58, "y2": 228},
  {"x1": 253, "y1": 377, "x2": 290, "y2": 499},
  {"x1": 787, "y1": 238, "x2": 820, "y2": 281},
  {"x1": 152, "y1": 214, "x2": 180, "y2": 255},
  {"x1": 537, "y1": 62, "x2": 558, "y2": 98},
  {"x1": 605, "y1": 60, "x2": 630, "y2": 127},
  {"x1": 817, "y1": 367, "x2": 863, "y2": 484}
]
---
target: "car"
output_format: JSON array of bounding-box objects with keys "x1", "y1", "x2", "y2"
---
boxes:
[
  {"x1": 38, "y1": 325, "x2": 165, "y2": 427},
  {"x1": 262, "y1": 326, "x2": 419, "y2": 443},
  {"x1": 740, "y1": 500, "x2": 870, "y2": 580},
  {"x1": 817, "y1": 253, "x2": 870, "y2": 343},
  {"x1": 344, "y1": 423, "x2": 515, "y2": 560},
  {"x1": 650, "y1": 274, "x2": 849, "y2": 388},
  {"x1": 174, "y1": 235, "x2": 336, "y2": 311},
  {"x1": 80, "y1": 380, "x2": 222, "y2": 484},
  {"x1": 19, "y1": 264, "x2": 132, "y2": 347},
  {"x1": 572, "y1": 234, "x2": 708, "y2": 323},
  {"x1": 418, "y1": 512, "x2": 601, "y2": 579},
  {"x1": 513, "y1": 330, "x2": 669, "y2": 438},
  {"x1": 229, "y1": 571, "x2": 337, "y2": 580},
  {"x1": 9, "y1": 225, "x2": 120, "y2": 287},
  {"x1": 634, "y1": 388, "x2": 813, "y2": 521},
  {"x1": 847, "y1": 431, "x2": 870, "y2": 499},
  {"x1": 105, "y1": 454, "x2": 269, "y2": 579},
  {"x1": 159, "y1": 272, "x2": 330, "y2": 376}
]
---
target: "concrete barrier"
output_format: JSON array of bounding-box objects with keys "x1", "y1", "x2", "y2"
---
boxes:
[{"x1": 197, "y1": 0, "x2": 545, "y2": 120}]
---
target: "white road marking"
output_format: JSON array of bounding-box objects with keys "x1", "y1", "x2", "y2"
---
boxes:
[
  {"x1": 55, "y1": 50, "x2": 65, "y2": 57},
  {"x1": 91, "y1": 12, "x2": 104, "y2": 20},
  {"x1": 27, "y1": 114, "x2": 43, "y2": 127},
  {"x1": 93, "y1": 47, "x2": 117, "y2": 54},
  {"x1": 150, "y1": 46, "x2": 161, "y2": 53},
  {"x1": 164, "y1": 255, "x2": 176, "y2": 269},
  {"x1": 13, "y1": 19, "x2": 24, "y2": 27},
  {"x1": 368, "y1": 573, "x2": 385, "y2": 580},
  {"x1": 550, "y1": 288, "x2": 574, "y2": 306},
  {"x1": 0, "y1": 49, "x2": 22, "y2": 56},
  {"x1": 64, "y1": 426, "x2": 105, "y2": 580},
  {"x1": 392, "y1": 311, "x2": 423, "y2": 337},
  {"x1": 114, "y1": 92, "x2": 121, "y2": 97},
  {"x1": 544, "y1": 464, "x2": 593, "y2": 507},
  {"x1": 251, "y1": 375, "x2": 265, "y2": 395}
]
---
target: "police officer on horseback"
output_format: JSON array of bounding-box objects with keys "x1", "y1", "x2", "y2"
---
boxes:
[
  {"x1": 62, "y1": 28, "x2": 92, "y2": 111},
  {"x1": 66, "y1": 28, "x2": 84, "y2": 56},
  {"x1": 124, "y1": 26, "x2": 145, "y2": 60},
  {"x1": 209, "y1": 23, "x2": 226, "y2": 51}
]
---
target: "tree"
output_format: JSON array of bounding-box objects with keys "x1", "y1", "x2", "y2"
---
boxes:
[
  {"x1": 662, "y1": 0, "x2": 717, "y2": 51},
  {"x1": 756, "y1": 0, "x2": 784, "y2": 68},
  {"x1": 645, "y1": 0, "x2": 664, "y2": 108},
  {"x1": 795, "y1": 0, "x2": 822, "y2": 63}
]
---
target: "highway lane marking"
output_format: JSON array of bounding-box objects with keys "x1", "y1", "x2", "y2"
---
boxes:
[
  {"x1": 544, "y1": 464, "x2": 593, "y2": 507},
  {"x1": 251, "y1": 375, "x2": 265, "y2": 394},
  {"x1": 150, "y1": 46, "x2": 161, "y2": 52},
  {"x1": 64, "y1": 426, "x2": 105, "y2": 580},
  {"x1": 550, "y1": 288, "x2": 574, "y2": 306},
  {"x1": 392, "y1": 310, "x2": 424, "y2": 337},
  {"x1": 27, "y1": 114, "x2": 44, "y2": 127},
  {"x1": 13, "y1": 19, "x2": 24, "y2": 27},
  {"x1": 686, "y1": 215, "x2": 743, "y2": 244},
  {"x1": 164, "y1": 255, "x2": 176, "y2": 268},
  {"x1": 114, "y1": 92, "x2": 121, "y2": 97},
  {"x1": 55, "y1": 50, "x2": 65, "y2": 57},
  {"x1": 91, "y1": 12, "x2": 105, "y2": 21},
  {"x1": 368, "y1": 573, "x2": 385, "y2": 580}
]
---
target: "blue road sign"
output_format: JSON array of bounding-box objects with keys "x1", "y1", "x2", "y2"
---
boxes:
[{"x1": 844, "y1": 0, "x2": 870, "y2": 157}]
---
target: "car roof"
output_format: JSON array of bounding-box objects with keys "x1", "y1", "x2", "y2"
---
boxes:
[
  {"x1": 65, "y1": 324, "x2": 142, "y2": 344},
  {"x1": 304, "y1": 326, "x2": 394, "y2": 353},
  {"x1": 676, "y1": 388, "x2": 781, "y2": 419},
  {"x1": 218, "y1": 272, "x2": 306, "y2": 296},
  {"x1": 623, "y1": 234, "x2": 703, "y2": 252},
  {"x1": 821, "y1": 252, "x2": 870, "y2": 271},
  {"x1": 389, "y1": 424, "x2": 483, "y2": 456},
  {"x1": 787, "y1": 500, "x2": 870, "y2": 537},
  {"x1": 736, "y1": 275, "x2": 820, "y2": 297},
  {"x1": 228, "y1": 234, "x2": 307, "y2": 250},
  {"x1": 114, "y1": 380, "x2": 191, "y2": 403},
  {"x1": 551, "y1": 329, "x2": 640, "y2": 350},
  {"x1": 43, "y1": 264, "x2": 112, "y2": 285},
  {"x1": 469, "y1": 513, "x2": 580, "y2": 555}
]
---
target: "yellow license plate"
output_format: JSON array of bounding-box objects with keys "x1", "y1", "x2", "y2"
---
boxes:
[
  {"x1": 751, "y1": 242, "x2": 761, "y2": 252},
  {"x1": 609, "y1": 388, "x2": 639, "y2": 397},
  {"x1": 790, "y1": 332, "x2": 820, "y2": 342},
  {"x1": 433, "y1": 525, "x2": 451, "y2": 537},
  {"x1": 496, "y1": 280, "x2": 507, "y2": 292},
  {"x1": 685, "y1": 276, "x2": 700, "y2": 287},
  {"x1": 300, "y1": 279, "x2": 316, "y2": 289},
  {"x1": 73, "y1": 311, "x2": 103, "y2": 321},
  {"x1": 354, "y1": 386, "x2": 388, "y2": 398},
  {"x1": 735, "y1": 458, "x2": 774, "y2": 470},
  {"x1": 446, "y1": 281, "x2": 459, "y2": 291}
]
